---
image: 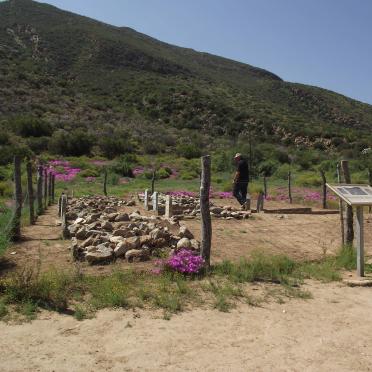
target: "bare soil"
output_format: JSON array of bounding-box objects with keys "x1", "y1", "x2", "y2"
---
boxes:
[
  {"x1": 1, "y1": 281, "x2": 372, "y2": 371},
  {"x1": 1, "y1": 198, "x2": 372, "y2": 371}
]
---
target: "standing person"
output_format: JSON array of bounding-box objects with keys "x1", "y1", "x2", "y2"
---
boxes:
[{"x1": 233, "y1": 153, "x2": 250, "y2": 210}]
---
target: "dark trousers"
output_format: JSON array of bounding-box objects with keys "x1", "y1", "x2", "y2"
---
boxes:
[{"x1": 233, "y1": 181, "x2": 248, "y2": 205}]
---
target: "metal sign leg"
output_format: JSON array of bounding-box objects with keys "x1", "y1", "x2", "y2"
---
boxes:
[{"x1": 356, "y1": 206, "x2": 364, "y2": 277}]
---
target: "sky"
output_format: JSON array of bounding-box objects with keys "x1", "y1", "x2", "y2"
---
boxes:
[{"x1": 39, "y1": 0, "x2": 372, "y2": 104}]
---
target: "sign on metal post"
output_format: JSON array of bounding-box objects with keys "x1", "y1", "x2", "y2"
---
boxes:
[{"x1": 327, "y1": 184, "x2": 372, "y2": 277}]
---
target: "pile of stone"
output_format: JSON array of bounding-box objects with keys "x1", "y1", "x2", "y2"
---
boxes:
[
  {"x1": 66, "y1": 196, "x2": 200, "y2": 265},
  {"x1": 138, "y1": 192, "x2": 251, "y2": 221},
  {"x1": 210, "y1": 205, "x2": 251, "y2": 220}
]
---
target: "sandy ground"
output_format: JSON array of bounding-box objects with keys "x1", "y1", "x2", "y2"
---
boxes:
[
  {"x1": 1, "y1": 198, "x2": 372, "y2": 371},
  {"x1": 1, "y1": 281, "x2": 372, "y2": 372}
]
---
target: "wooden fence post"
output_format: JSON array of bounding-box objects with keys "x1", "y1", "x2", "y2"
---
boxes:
[
  {"x1": 51, "y1": 175, "x2": 55, "y2": 203},
  {"x1": 256, "y1": 191, "x2": 264, "y2": 213},
  {"x1": 48, "y1": 172, "x2": 52, "y2": 206},
  {"x1": 263, "y1": 176, "x2": 268, "y2": 198},
  {"x1": 368, "y1": 168, "x2": 371, "y2": 214},
  {"x1": 341, "y1": 160, "x2": 354, "y2": 245},
  {"x1": 200, "y1": 155, "x2": 212, "y2": 267},
  {"x1": 288, "y1": 170, "x2": 293, "y2": 204},
  {"x1": 61, "y1": 194, "x2": 69, "y2": 238},
  {"x1": 37, "y1": 164, "x2": 43, "y2": 216},
  {"x1": 320, "y1": 170, "x2": 327, "y2": 209},
  {"x1": 43, "y1": 167, "x2": 48, "y2": 209},
  {"x1": 58, "y1": 194, "x2": 62, "y2": 217},
  {"x1": 336, "y1": 163, "x2": 345, "y2": 247},
  {"x1": 103, "y1": 168, "x2": 107, "y2": 196},
  {"x1": 10, "y1": 156, "x2": 22, "y2": 241},
  {"x1": 165, "y1": 195, "x2": 173, "y2": 218},
  {"x1": 26, "y1": 160, "x2": 35, "y2": 225}
]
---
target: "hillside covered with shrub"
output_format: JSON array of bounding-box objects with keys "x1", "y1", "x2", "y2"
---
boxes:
[{"x1": 0, "y1": 0, "x2": 372, "y2": 176}]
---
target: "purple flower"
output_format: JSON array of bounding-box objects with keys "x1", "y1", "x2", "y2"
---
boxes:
[{"x1": 165, "y1": 249, "x2": 205, "y2": 274}]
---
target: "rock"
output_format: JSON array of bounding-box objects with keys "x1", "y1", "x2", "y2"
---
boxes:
[
  {"x1": 114, "y1": 237, "x2": 141, "y2": 257},
  {"x1": 115, "y1": 213, "x2": 130, "y2": 222},
  {"x1": 125, "y1": 249, "x2": 149, "y2": 262},
  {"x1": 68, "y1": 224, "x2": 80, "y2": 236},
  {"x1": 126, "y1": 200, "x2": 136, "y2": 207},
  {"x1": 140, "y1": 235, "x2": 152, "y2": 246},
  {"x1": 82, "y1": 236, "x2": 95, "y2": 248},
  {"x1": 74, "y1": 217, "x2": 85, "y2": 225},
  {"x1": 107, "y1": 213, "x2": 118, "y2": 222},
  {"x1": 101, "y1": 221, "x2": 113, "y2": 231},
  {"x1": 86, "y1": 246, "x2": 113, "y2": 264},
  {"x1": 177, "y1": 237, "x2": 192, "y2": 249},
  {"x1": 113, "y1": 228, "x2": 135, "y2": 238},
  {"x1": 104, "y1": 207, "x2": 117, "y2": 214},
  {"x1": 66, "y1": 211, "x2": 78, "y2": 220},
  {"x1": 110, "y1": 236, "x2": 124, "y2": 244},
  {"x1": 71, "y1": 238, "x2": 84, "y2": 260},
  {"x1": 129, "y1": 212, "x2": 142, "y2": 221},
  {"x1": 210, "y1": 206, "x2": 223, "y2": 214},
  {"x1": 179, "y1": 225, "x2": 194, "y2": 239},
  {"x1": 190, "y1": 239, "x2": 200, "y2": 250},
  {"x1": 76, "y1": 227, "x2": 87, "y2": 240},
  {"x1": 85, "y1": 213, "x2": 101, "y2": 224}
]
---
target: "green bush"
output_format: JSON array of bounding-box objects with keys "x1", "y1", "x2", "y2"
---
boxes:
[
  {"x1": 110, "y1": 156, "x2": 134, "y2": 177},
  {"x1": 180, "y1": 170, "x2": 198, "y2": 180},
  {"x1": 0, "y1": 181, "x2": 12, "y2": 197},
  {"x1": 273, "y1": 164, "x2": 291, "y2": 180},
  {"x1": 79, "y1": 169, "x2": 100, "y2": 178},
  {"x1": 296, "y1": 173, "x2": 322, "y2": 187},
  {"x1": 176, "y1": 143, "x2": 202, "y2": 159}
]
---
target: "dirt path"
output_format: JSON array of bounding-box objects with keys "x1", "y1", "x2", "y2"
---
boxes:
[
  {"x1": 0, "y1": 281, "x2": 371, "y2": 371},
  {"x1": 2, "y1": 199, "x2": 372, "y2": 276}
]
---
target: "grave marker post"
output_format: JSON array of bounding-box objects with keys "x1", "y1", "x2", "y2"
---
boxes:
[
  {"x1": 165, "y1": 195, "x2": 173, "y2": 218},
  {"x1": 152, "y1": 192, "x2": 159, "y2": 214},
  {"x1": 144, "y1": 189, "x2": 149, "y2": 210}
]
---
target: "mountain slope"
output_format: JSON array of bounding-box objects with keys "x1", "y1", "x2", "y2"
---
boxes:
[{"x1": 0, "y1": 0, "x2": 371, "y2": 162}]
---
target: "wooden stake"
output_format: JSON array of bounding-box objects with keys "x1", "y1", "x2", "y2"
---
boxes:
[
  {"x1": 288, "y1": 170, "x2": 293, "y2": 204},
  {"x1": 263, "y1": 176, "x2": 268, "y2": 198},
  {"x1": 320, "y1": 170, "x2": 327, "y2": 209},
  {"x1": 336, "y1": 163, "x2": 345, "y2": 247},
  {"x1": 51, "y1": 175, "x2": 55, "y2": 203},
  {"x1": 103, "y1": 168, "x2": 107, "y2": 196},
  {"x1": 341, "y1": 160, "x2": 354, "y2": 245},
  {"x1": 368, "y1": 168, "x2": 371, "y2": 214},
  {"x1": 43, "y1": 167, "x2": 48, "y2": 209},
  {"x1": 48, "y1": 172, "x2": 52, "y2": 206},
  {"x1": 256, "y1": 191, "x2": 264, "y2": 213},
  {"x1": 61, "y1": 194, "x2": 69, "y2": 239},
  {"x1": 37, "y1": 164, "x2": 43, "y2": 215},
  {"x1": 26, "y1": 160, "x2": 35, "y2": 225},
  {"x1": 10, "y1": 156, "x2": 22, "y2": 241},
  {"x1": 200, "y1": 155, "x2": 212, "y2": 266}
]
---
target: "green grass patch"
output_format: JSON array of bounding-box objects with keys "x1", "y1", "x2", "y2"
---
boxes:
[{"x1": 0, "y1": 248, "x2": 358, "y2": 321}]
